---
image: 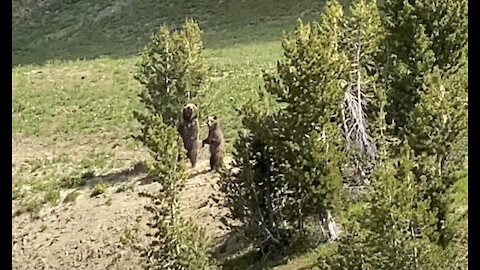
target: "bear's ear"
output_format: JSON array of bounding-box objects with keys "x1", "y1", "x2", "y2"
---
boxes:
[{"x1": 213, "y1": 116, "x2": 217, "y2": 120}]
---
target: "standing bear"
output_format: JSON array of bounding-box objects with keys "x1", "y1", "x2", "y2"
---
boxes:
[
  {"x1": 178, "y1": 103, "x2": 200, "y2": 168},
  {"x1": 202, "y1": 115, "x2": 225, "y2": 171}
]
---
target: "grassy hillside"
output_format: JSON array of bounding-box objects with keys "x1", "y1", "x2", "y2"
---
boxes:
[
  {"x1": 12, "y1": 0, "x2": 349, "y2": 216},
  {"x1": 12, "y1": 0, "x2": 338, "y2": 66},
  {"x1": 14, "y1": 0, "x2": 353, "y2": 216}
]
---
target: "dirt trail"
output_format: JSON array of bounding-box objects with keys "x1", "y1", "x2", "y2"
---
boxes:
[{"x1": 12, "y1": 156, "x2": 235, "y2": 270}]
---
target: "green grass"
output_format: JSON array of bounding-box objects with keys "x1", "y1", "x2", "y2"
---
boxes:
[
  {"x1": 12, "y1": 57, "x2": 141, "y2": 137},
  {"x1": 13, "y1": 24, "x2": 283, "y2": 220},
  {"x1": 12, "y1": 40, "x2": 283, "y2": 220},
  {"x1": 91, "y1": 182, "x2": 108, "y2": 197},
  {"x1": 12, "y1": 148, "x2": 141, "y2": 216},
  {"x1": 64, "y1": 190, "x2": 81, "y2": 203},
  {"x1": 116, "y1": 180, "x2": 136, "y2": 193},
  {"x1": 220, "y1": 241, "x2": 336, "y2": 270},
  {"x1": 13, "y1": 0, "x2": 337, "y2": 66},
  {"x1": 447, "y1": 170, "x2": 468, "y2": 234},
  {"x1": 12, "y1": 42, "x2": 281, "y2": 139},
  {"x1": 11, "y1": 45, "x2": 276, "y2": 218}
]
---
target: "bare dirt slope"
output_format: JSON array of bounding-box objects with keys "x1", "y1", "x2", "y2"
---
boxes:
[{"x1": 12, "y1": 155, "x2": 235, "y2": 270}]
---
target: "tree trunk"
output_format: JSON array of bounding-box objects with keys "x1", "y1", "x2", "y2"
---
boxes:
[{"x1": 320, "y1": 210, "x2": 340, "y2": 241}]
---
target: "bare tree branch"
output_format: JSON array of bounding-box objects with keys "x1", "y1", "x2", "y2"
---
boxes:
[{"x1": 341, "y1": 43, "x2": 376, "y2": 159}]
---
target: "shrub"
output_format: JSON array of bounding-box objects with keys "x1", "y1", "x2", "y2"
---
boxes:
[
  {"x1": 222, "y1": 0, "x2": 468, "y2": 265},
  {"x1": 380, "y1": 0, "x2": 468, "y2": 247},
  {"x1": 444, "y1": 170, "x2": 468, "y2": 270},
  {"x1": 138, "y1": 118, "x2": 216, "y2": 270},
  {"x1": 133, "y1": 19, "x2": 216, "y2": 269},
  {"x1": 221, "y1": 0, "x2": 387, "y2": 254},
  {"x1": 90, "y1": 183, "x2": 107, "y2": 197},
  {"x1": 64, "y1": 190, "x2": 80, "y2": 203},
  {"x1": 134, "y1": 18, "x2": 206, "y2": 129},
  {"x1": 321, "y1": 143, "x2": 453, "y2": 270}
]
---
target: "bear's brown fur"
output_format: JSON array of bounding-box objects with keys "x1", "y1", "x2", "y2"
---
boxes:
[
  {"x1": 202, "y1": 116, "x2": 225, "y2": 171},
  {"x1": 178, "y1": 103, "x2": 200, "y2": 168}
]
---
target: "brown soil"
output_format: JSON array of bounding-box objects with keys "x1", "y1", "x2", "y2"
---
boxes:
[{"x1": 12, "y1": 153, "x2": 237, "y2": 270}]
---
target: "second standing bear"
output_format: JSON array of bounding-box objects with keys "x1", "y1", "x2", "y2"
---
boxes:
[
  {"x1": 202, "y1": 115, "x2": 225, "y2": 171},
  {"x1": 178, "y1": 103, "x2": 224, "y2": 171}
]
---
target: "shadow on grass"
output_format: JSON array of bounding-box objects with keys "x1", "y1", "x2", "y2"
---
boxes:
[
  {"x1": 221, "y1": 248, "x2": 320, "y2": 270},
  {"x1": 12, "y1": 0, "x2": 333, "y2": 66},
  {"x1": 212, "y1": 227, "x2": 320, "y2": 270},
  {"x1": 212, "y1": 229, "x2": 261, "y2": 270},
  {"x1": 218, "y1": 245, "x2": 298, "y2": 270},
  {"x1": 59, "y1": 161, "x2": 150, "y2": 190},
  {"x1": 60, "y1": 160, "x2": 214, "y2": 189}
]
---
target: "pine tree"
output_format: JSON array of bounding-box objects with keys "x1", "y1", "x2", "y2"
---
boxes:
[
  {"x1": 221, "y1": 0, "x2": 389, "y2": 253},
  {"x1": 381, "y1": 0, "x2": 468, "y2": 130},
  {"x1": 134, "y1": 18, "x2": 205, "y2": 128},
  {"x1": 315, "y1": 1, "x2": 468, "y2": 265},
  {"x1": 221, "y1": 1, "x2": 348, "y2": 253},
  {"x1": 133, "y1": 19, "x2": 216, "y2": 269},
  {"x1": 445, "y1": 169, "x2": 468, "y2": 270},
  {"x1": 137, "y1": 117, "x2": 215, "y2": 270},
  {"x1": 316, "y1": 0, "x2": 468, "y2": 268},
  {"x1": 380, "y1": 0, "x2": 468, "y2": 247},
  {"x1": 321, "y1": 143, "x2": 452, "y2": 270}
]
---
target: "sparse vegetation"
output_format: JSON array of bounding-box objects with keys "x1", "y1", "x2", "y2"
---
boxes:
[
  {"x1": 63, "y1": 190, "x2": 81, "y2": 203},
  {"x1": 116, "y1": 181, "x2": 136, "y2": 193},
  {"x1": 91, "y1": 182, "x2": 108, "y2": 197}
]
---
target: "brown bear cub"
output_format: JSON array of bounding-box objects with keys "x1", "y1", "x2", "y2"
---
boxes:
[
  {"x1": 202, "y1": 116, "x2": 225, "y2": 171},
  {"x1": 178, "y1": 103, "x2": 200, "y2": 168}
]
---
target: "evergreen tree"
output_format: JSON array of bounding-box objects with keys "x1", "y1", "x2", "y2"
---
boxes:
[
  {"x1": 380, "y1": 0, "x2": 468, "y2": 246},
  {"x1": 321, "y1": 143, "x2": 452, "y2": 270},
  {"x1": 222, "y1": 0, "x2": 467, "y2": 264},
  {"x1": 133, "y1": 19, "x2": 216, "y2": 269},
  {"x1": 221, "y1": 0, "x2": 388, "y2": 253},
  {"x1": 222, "y1": 1, "x2": 347, "y2": 253},
  {"x1": 317, "y1": 0, "x2": 469, "y2": 268},
  {"x1": 381, "y1": 0, "x2": 468, "y2": 130},
  {"x1": 134, "y1": 18, "x2": 205, "y2": 128},
  {"x1": 138, "y1": 117, "x2": 215, "y2": 270},
  {"x1": 445, "y1": 169, "x2": 468, "y2": 270}
]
